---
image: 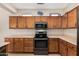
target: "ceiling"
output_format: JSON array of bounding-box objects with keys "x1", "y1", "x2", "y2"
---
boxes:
[
  {"x1": 7, "y1": 3, "x2": 70, "y2": 10},
  {"x1": 0, "y1": 3, "x2": 78, "y2": 15}
]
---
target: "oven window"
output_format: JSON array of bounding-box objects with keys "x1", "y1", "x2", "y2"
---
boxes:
[{"x1": 35, "y1": 40, "x2": 48, "y2": 48}]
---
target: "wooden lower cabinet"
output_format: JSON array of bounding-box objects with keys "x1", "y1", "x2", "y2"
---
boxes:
[
  {"x1": 5, "y1": 38, "x2": 77, "y2": 56},
  {"x1": 59, "y1": 39, "x2": 67, "y2": 56},
  {"x1": 5, "y1": 38, "x2": 14, "y2": 53},
  {"x1": 59, "y1": 39, "x2": 77, "y2": 56},
  {"x1": 5, "y1": 38, "x2": 33, "y2": 53},
  {"x1": 14, "y1": 38, "x2": 24, "y2": 52},
  {"x1": 67, "y1": 42, "x2": 77, "y2": 56},
  {"x1": 49, "y1": 38, "x2": 58, "y2": 53},
  {"x1": 24, "y1": 39, "x2": 33, "y2": 52}
]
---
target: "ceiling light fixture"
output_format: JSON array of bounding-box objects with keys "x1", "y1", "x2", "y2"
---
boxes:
[{"x1": 37, "y1": 3, "x2": 45, "y2": 5}]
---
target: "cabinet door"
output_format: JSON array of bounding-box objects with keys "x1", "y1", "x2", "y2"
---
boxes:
[
  {"x1": 47, "y1": 16, "x2": 52, "y2": 28},
  {"x1": 14, "y1": 38, "x2": 23, "y2": 52},
  {"x1": 67, "y1": 43, "x2": 77, "y2": 56},
  {"x1": 59, "y1": 39, "x2": 67, "y2": 56},
  {"x1": 5, "y1": 38, "x2": 14, "y2": 53},
  {"x1": 9, "y1": 16, "x2": 17, "y2": 29},
  {"x1": 48, "y1": 16, "x2": 56, "y2": 28},
  {"x1": 62, "y1": 13, "x2": 68, "y2": 28},
  {"x1": 24, "y1": 39, "x2": 33, "y2": 52},
  {"x1": 26, "y1": 16, "x2": 35, "y2": 28},
  {"x1": 49, "y1": 38, "x2": 58, "y2": 53},
  {"x1": 18, "y1": 16, "x2": 26, "y2": 29},
  {"x1": 68, "y1": 8, "x2": 77, "y2": 28},
  {"x1": 54, "y1": 16, "x2": 61, "y2": 28},
  {"x1": 67, "y1": 48, "x2": 76, "y2": 56},
  {"x1": 48, "y1": 16, "x2": 61, "y2": 28},
  {"x1": 40, "y1": 16, "x2": 48, "y2": 22},
  {"x1": 34, "y1": 16, "x2": 41, "y2": 22}
]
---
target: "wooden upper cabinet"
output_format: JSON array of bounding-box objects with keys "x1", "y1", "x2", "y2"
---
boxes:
[
  {"x1": 62, "y1": 13, "x2": 68, "y2": 28},
  {"x1": 68, "y1": 8, "x2": 77, "y2": 28},
  {"x1": 34, "y1": 16, "x2": 47, "y2": 23},
  {"x1": 48, "y1": 16, "x2": 61, "y2": 29},
  {"x1": 18, "y1": 16, "x2": 26, "y2": 29},
  {"x1": 9, "y1": 16, "x2": 17, "y2": 29},
  {"x1": 34, "y1": 16, "x2": 41, "y2": 22},
  {"x1": 54, "y1": 16, "x2": 61, "y2": 28},
  {"x1": 47, "y1": 16, "x2": 52, "y2": 28},
  {"x1": 40, "y1": 16, "x2": 48, "y2": 22},
  {"x1": 26, "y1": 16, "x2": 35, "y2": 28}
]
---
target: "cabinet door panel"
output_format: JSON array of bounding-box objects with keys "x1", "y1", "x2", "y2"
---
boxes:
[
  {"x1": 34, "y1": 16, "x2": 41, "y2": 22},
  {"x1": 47, "y1": 16, "x2": 52, "y2": 28},
  {"x1": 67, "y1": 42, "x2": 77, "y2": 56},
  {"x1": 48, "y1": 16, "x2": 61, "y2": 28},
  {"x1": 62, "y1": 14, "x2": 68, "y2": 28},
  {"x1": 67, "y1": 48, "x2": 76, "y2": 56},
  {"x1": 24, "y1": 39, "x2": 33, "y2": 52},
  {"x1": 9, "y1": 16, "x2": 17, "y2": 28},
  {"x1": 26, "y1": 16, "x2": 35, "y2": 28},
  {"x1": 5, "y1": 38, "x2": 14, "y2": 53},
  {"x1": 68, "y1": 8, "x2": 77, "y2": 28},
  {"x1": 54, "y1": 16, "x2": 61, "y2": 28},
  {"x1": 14, "y1": 38, "x2": 23, "y2": 52},
  {"x1": 49, "y1": 38, "x2": 58, "y2": 53},
  {"x1": 59, "y1": 39, "x2": 67, "y2": 56},
  {"x1": 18, "y1": 16, "x2": 26, "y2": 28},
  {"x1": 40, "y1": 16, "x2": 48, "y2": 22}
]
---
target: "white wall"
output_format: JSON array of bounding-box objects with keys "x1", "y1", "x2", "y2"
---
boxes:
[
  {"x1": 17, "y1": 9, "x2": 64, "y2": 16},
  {"x1": 64, "y1": 29, "x2": 77, "y2": 41},
  {"x1": 0, "y1": 7, "x2": 16, "y2": 44}
]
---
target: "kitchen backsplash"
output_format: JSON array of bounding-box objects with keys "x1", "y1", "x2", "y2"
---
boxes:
[{"x1": 4, "y1": 29, "x2": 64, "y2": 36}]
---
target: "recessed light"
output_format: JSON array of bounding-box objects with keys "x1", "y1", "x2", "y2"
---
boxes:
[{"x1": 37, "y1": 3, "x2": 45, "y2": 5}]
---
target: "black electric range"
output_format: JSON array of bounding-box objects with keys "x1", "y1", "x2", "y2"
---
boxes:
[{"x1": 34, "y1": 31, "x2": 48, "y2": 55}]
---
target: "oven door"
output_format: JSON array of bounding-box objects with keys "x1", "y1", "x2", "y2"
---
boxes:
[{"x1": 35, "y1": 40, "x2": 48, "y2": 48}]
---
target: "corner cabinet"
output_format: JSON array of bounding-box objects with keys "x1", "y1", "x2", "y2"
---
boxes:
[
  {"x1": 67, "y1": 42, "x2": 77, "y2": 56},
  {"x1": 59, "y1": 39, "x2": 77, "y2": 56}
]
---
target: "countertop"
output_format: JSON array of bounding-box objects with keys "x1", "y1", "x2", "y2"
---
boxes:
[
  {"x1": 5, "y1": 35, "x2": 77, "y2": 45},
  {"x1": 0, "y1": 42, "x2": 10, "y2": 47}
]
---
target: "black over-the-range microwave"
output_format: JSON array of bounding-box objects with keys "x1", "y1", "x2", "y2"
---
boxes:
[{"x1": 35, "y1": 22, "x2": 47, "y2": 29}]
